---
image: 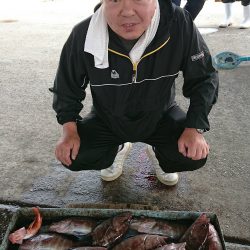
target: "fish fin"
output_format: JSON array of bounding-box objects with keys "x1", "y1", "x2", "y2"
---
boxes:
[{"x1": 8, "y1": 227, "x2": 26, "y2": 244}]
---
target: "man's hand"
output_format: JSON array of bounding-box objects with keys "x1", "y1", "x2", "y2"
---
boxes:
[
  {"x1": 55, "y1": 122, "x2": 80, "y2": 166},
  {"x1": 178, "y1": 128, "x2": 209, "y2": 160}
]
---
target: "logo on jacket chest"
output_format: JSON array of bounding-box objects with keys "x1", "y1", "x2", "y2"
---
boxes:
[
  {"x1": 191, "y1": 51, "x2": 205, "y2": 61},
  {"x1": 111, "y1": 70, "x2": 120, "y2": 79}
]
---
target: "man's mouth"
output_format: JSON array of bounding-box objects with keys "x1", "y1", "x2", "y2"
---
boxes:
[
  {"x1": 122, "y1": 23, "x2": 136, "y2": 27},
  {"x1": 121, "y1": 23, "x2": 137, "y2": 31}
]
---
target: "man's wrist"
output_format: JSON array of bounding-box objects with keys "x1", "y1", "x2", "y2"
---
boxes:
[{"x1": 62, "y1": 122, "x2": 78, "y2": 135}]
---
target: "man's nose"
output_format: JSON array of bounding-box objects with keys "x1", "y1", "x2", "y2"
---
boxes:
[{"x1": 120, "y1": 0, "x2": 136, "y2": 16}]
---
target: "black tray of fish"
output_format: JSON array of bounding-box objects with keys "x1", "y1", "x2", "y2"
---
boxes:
[{"x1": 1, "y1": 207, "x2": 227, "y2": 250}]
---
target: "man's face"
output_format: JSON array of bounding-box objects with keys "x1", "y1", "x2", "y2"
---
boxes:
[{"x1": 103, "y1": 0, "x2": 156, "y2": 40}]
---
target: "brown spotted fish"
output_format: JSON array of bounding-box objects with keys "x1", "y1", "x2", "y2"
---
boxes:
[
  {"x1": 92, "y1": 212, "x2": 132, "y2": 247},
  {"x1": 180, "y1": 213, "x2": 210, "y2": 250},
  {"x1": 112, "y1": 234, "x2": 168, "y2": 250},
  {"x1": 130, "y1": 217, "x2": 188, "y2": 240},
  {"x1": 154, "y1": 242, "x2": 186, "y2": 249},
  {"x1": 205, "y1": 223, "x2": 223, "y2": 250},
  {"x1": 49, "y1": 218, "x2": 97, "y2": 237},
  {"x1": 18, "y1": 234, "x2": 76, "y2": 250}
]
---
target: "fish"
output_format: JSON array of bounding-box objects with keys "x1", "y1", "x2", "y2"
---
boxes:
[
  {"x1": 92, "y1": 212, "x2": 132, "y2": 247},
  {"x1": 9, "y1": 207, "x2": 42, "y2": 244},
  {"x1": 49, "y1": 218, "x2": 97, "y2": 237},
  {"x1": 130, "y1": 217, "x2": 188, "y2": 240},
  {"x1": 19, "y1": 233, "x2": 76, "y2": 250},
  {"x1": 180, "y1": 213, "x2": 210, "y2": 250},
  {"x1": 205, "y1": 223, "x2": 223, "y2": 250},
  {"x1": 154, "y1": 242, "x2": 186, "y2": 249},
  {"x1": 112, "y1": 234, "x2": 168, "y2": 250}
]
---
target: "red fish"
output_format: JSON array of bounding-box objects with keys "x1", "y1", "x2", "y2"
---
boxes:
[
  {"x1": 9, "y1": 207, "x2": 42, "y2": 244},
  {"x1": 205, "y1": 223, "x2": 223, "y2": 250},
  {"x1": 154, "y1": 242, "x2": 186, "y2": 249},
  {"x1": 18, "y1": 234, "x2": 75, "y2": 250},
  {"x1": 112, "y1": 234, "x2": 168, "y2": 250},
  {"x1": 92, "y1": 212, "x2": 132, "y2": 247},
  {"x1": 180, "y1": 213, "x2": 210, "y2": 250},
  {"x1": 130, "y1": 218, "x2": 188, "y2": 240},
  {"x1": 49, "y1": 218, "x2": 97, "y2": 237}
]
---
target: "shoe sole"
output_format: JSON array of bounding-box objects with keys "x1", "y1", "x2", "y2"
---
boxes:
[
  {"x1": 146, "y1": 145, "x2": 179, "y2": 186},
  {"x1": 156, "y1": 173, "x2": 179, "y2": 186},
  {"x1": 101, "y1": 142, "x2": 132, "y2": 181},
  {"x1": 219, "y1": 23, "x2": 232, "y2": 28}
]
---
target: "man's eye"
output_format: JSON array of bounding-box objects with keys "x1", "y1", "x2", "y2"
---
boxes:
[{"x1": 133, "y1": 0, "x2": 149, "y2": 4}]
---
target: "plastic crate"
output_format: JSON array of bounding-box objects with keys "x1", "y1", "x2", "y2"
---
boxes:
[{"x1": 1, "y1": 207, "x2": 226, "y2": 250}]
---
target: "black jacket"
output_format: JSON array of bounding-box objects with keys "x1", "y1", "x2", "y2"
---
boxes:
[{"x1": 50, "y1": 0, "x2": 219, "y2": 141}]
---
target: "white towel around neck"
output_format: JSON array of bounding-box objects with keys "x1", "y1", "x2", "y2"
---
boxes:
[{"x1": 84, "y1": 1, "x2": 160, "y2": 69}]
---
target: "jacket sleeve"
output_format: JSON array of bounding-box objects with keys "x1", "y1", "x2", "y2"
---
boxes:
[
  {"x1": 180, "y1": 12, "x2": 219, "y2": 131},
  {"x1": 50, "y1": 28, "x2": 88, "y2": 125}
]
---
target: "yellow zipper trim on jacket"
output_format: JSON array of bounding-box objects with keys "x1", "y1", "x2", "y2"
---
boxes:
[
  {"x1": 108, "y1": 36, "x2": 170, "y2": 82},
  {"x1": 108, "y1": 48, "x2": 132, "y2": 63},
  {"x1": 133, "y1": 37, "x2": 170, "y2": 71}
]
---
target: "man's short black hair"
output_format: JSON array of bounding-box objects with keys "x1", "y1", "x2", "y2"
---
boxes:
[{"x1": 94, "y1": 2, "x2": 102, "y2": 12}]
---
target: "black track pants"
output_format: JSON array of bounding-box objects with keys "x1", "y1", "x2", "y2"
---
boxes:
[
  {"x1": 64, "y1": 105, "x2": 207, "y2": 173},
  {"x1": 172, "y1": 0, "x2": 206, "y2": 20},
  {"x1": 222, "y1": 0, "x2": 250, "y2": 6}
]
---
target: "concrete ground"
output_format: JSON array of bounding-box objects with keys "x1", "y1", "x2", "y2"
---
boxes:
[{"x1": 0, "y1": 0, "x2": 249, "y2": 249}]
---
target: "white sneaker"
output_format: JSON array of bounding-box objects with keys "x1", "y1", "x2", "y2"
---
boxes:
[
  {"x1": 240, "y1": 5, "x2": 250, "y2": 29},
  {"x1": 146, "y1": 145, "x2": 179, "y2": 186},
  {"x1": 219, "y1": 3, "x2": 233, "y2": 28},
  {"x1": 219, "y1": 21, "x2": 232, "y2": 28},
  {"x1": 239, "y1": 19, "x2": 250, "y2": 29},
  {"x1": 101, "y1": 142, "x2": 132, "y2": 181}
]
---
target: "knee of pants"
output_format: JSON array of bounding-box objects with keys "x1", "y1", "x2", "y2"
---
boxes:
[
  {"x1": 61, "y1": 160, "x2": 111, "y2": 172},
  {"x1": 184, "y1": 157, "x2": 207, "y2": 171},
  {"x1": 61, "y1": 148, "x2": 117, "y2": 172},
  {"x1": 61, "y1": 161, "x2": 84, "y2": 172},
  {"x1": 159, "y1": 156, "x2": 207, "y2": 173},
  {"x1": 64, "y1": 160, "x2": 111, "y2": 172}
]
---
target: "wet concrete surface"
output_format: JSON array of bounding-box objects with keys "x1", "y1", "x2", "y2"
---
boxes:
[{"x1": 0, "y1": 0, "x2": 250, "y2": 249}]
